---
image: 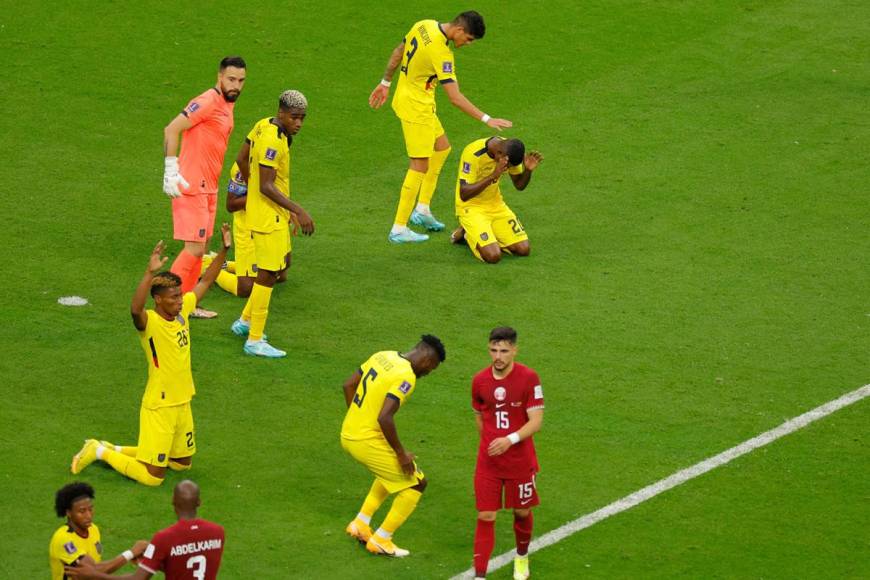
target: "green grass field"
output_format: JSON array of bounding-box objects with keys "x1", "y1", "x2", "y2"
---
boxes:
[{"x1": 2, "y1": 1, "x2": 868, "y2": 578}]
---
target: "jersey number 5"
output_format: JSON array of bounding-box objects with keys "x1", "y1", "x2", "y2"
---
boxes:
[{"x1": 353, "y1": 368, "x2": 378, "y2": 408}]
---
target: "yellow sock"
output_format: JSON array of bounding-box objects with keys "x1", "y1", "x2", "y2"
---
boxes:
[
  {"x1": 216, "y1": 269, "x2": 238, "y2": 296},
  {"x1": 248, "y1": 283, "x2": 273, "y2": 341},
  {"x1": 418, "y1": 147, "x2": 450, "y2": 206},
  {"x1": 393, "y1": 169, "x2": 425, "y2": 227},
  {"x1": 168, "y1": 460, "x2": 192, "y2": 471},
  {"x1": 380, "y1": 488, "x2": 422, "y2": 536},
  {"x1": 101, "y1": 449, "x2": 163, "y2": 486},
  {"x1": 225, "y1": 260, "x2": 236, "y2": 274},
  {"x1": 241, "y1": 292, "x2": 254, "y2": 322},
  {"x1": 360, "y1": 480, "x2": 390, "y2": 519}
]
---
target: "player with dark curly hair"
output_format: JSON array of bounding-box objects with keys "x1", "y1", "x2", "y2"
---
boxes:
[
  {"x1": 49, "y1": 482, "x2": 146, "y2": 580},
  {"x1": 341, "y1": 335, "x2": 446, "y2": 557}
]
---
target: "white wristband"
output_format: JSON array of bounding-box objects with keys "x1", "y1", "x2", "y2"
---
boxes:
[
  {"x1": 507, "y1": 432, "x2": 521, "y2": 445},
  {"x1": 122, "y1": 550, "x2": 135, "y2": 562},
  {"x1": 480, "y1": 113, "x2": 491, "y2": 124},
  {"x1": 380, "y1": 79, "x2": 391, "y2": 87}
]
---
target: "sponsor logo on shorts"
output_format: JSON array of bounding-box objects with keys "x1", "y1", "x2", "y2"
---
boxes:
[
  {"x1": 199, "y1": 228, "x2": 206, "y2": 238},
  {"x1": 64, "y1": 541, "x2": 77, "y2": 554},
  {"x1": 462, "y1": 161, "x2": 471, "y2": 174},
  {"x1": 158, "y1": 453, "x2": 166, "y2": 463},
  {"x1": 494, "y1": 386, "x2": 506, "y2": 401},
  {"x1": 399, "y1": 381, "x2": 412, "y2": 394},
  {"x1": 442, "y1": 61, "x2": 453, "y2": 73},
  {"x1": 186, "y1": 102, "x2": 201, "y2": 114},
  {"x1": 481, "y1": 232, "x2": 489, "y2": 241},
  {"x1": 265, "y1": 148, "x2": 277, "y2": 161}
]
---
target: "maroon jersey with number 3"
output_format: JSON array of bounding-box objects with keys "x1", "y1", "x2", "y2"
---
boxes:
[
  {"x1": 472, "y1": 362, "x2": 544, "y2": 478},
  {"x1": 138, "y1": 518, "x2": 224, "y2": 580}
]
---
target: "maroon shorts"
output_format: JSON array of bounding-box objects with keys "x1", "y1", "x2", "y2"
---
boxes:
[{"x1": 474, "y1": 469, "x2": 539, "y2": 511}]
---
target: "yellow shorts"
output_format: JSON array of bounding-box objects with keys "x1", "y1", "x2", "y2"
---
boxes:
[
  {"x1": 341, "y1": 436, "x2": 425, "y2": 494},
  {"x1": 233, "y1": 222, "x2": 257, "y2": 278},
  {"x1": 457, "y1": 204, "x2": 528, "y2": 260},
  {"x1": 136, "y1": 403, "x2": 195, "y2": 467},
  {"x1": 400, "y1": 115, "x2": 445, "y2": 158},
  {"x1": 252, "y1": 228, "x2": 291, "y2": 272}
]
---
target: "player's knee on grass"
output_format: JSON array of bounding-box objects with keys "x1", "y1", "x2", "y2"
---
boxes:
[
  {"x1": 478, "y1": 511, "x2": 497, "y2": 522},
  {"x1": 478, "y1": 243, "x2": 502, "y2": 264},
  {"x1": 508, "y1": 240, "x2": 530, "y2": 257},
  {"x1": 412, "y1": 477, "x2": 428, "y2": 493}
]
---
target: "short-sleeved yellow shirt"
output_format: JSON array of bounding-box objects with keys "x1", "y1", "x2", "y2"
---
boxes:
[
  {"x1": 245, "y1": 117, "x2": 293, "y2": 233},
  {"x1": 455, "y1": 137, "x2": 525, "y2": 212},
  {"x1": 139, "y1": 292, "x2": 197, "y2": 410},
  {"x1": 341, "y1": 351, "x2": 418, "y2": 441},
  {"x1": 392, "y1": 20, "x2": 457, "y2": 123},
  {"x1": 49, "y1": 523, "x2": 102, "y2": 580}
]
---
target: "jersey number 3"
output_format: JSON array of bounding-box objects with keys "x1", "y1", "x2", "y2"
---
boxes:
[
  {"x1": 401, "y1": 37, "x2": 419, "y2": 74},
  {"x1": 353, "y1": 368, "x2": 378, "y2": 408},
  {"x1": 187, "y1": 555, "x2": 207, "y2": 580}
]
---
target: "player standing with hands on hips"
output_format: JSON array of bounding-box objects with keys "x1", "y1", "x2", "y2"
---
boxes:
[
  {"x1": 369, "y1": 11, "x2": 512, "y2": 244},
  {"x1": 163, "y1": 56, "x2": 246, "y2": 318},
  {"x1": 471, "y1": 327, "x2": 544, "y2": 580}
]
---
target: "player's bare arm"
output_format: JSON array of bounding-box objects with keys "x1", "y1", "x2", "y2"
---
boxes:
[
  {"x1": 510, "y1": 151, "x2": 543, "y2": 191},
  {"x1": 65, "y1": 557, "x2": 153, "y2": 580},
  {"x1": 226, "y1": 142, "x2": 251, "y2": 213},
  {"x1": 236, "y1": 141, "x2": 251, "y2": 183},
  {"x1": 488, "y1": 408, "x2": 543, "y2": 457},
  {"x1": 378, "y1": 396, "x2": 416, "y2": 475},
  {"x1": 163, "y1": 114, "x2": 193, "y2": 158},
  {"x1": 131, "y1": 241, "x2": 168, "y2": 331},
  {"x1": 258, "y1": 164, "x2": 315, "y2": 235},
  {"x1": 441, "y1": 82, "x2": 512, "y2": 130},
  {"x1": 369, "y1": 42, "x2": 405, "y2": 109},
  {"x1": 459, "y1": 156, "x2": 509, "y2": 201},
  {"x1": 343, "y1": 369, "x2": 363, "y2": 408},
  {"x1": 192, "y1": 223, "x2": 231, "y2": 302}
]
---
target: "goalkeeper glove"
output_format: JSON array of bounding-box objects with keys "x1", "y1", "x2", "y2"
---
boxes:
[{"x1": 163, "y1": 157, "x2": 190, "y2": 198}]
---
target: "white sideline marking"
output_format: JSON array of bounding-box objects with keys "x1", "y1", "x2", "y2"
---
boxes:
[{"x1": 451, "y1": 384, "x2": 870, "y2": 579}]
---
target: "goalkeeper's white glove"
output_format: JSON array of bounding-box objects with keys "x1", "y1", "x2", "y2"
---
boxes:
[{"x1": 163, "y1": 157, "x2": 189, "y2": 198}]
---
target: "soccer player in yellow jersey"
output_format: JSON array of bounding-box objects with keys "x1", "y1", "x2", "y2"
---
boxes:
[
  {"x1": 369, "y1": 11, "x2": 512, "y2": 244},
  {"x1": 452, "y1": 137, "x2": 544, "y2": 263},
  {"x1": 49, "y1": 482, "x2": 146, "y2": 579},
  {"x1": 341, "y1": 335, "x2": 447, "y2": 557},
  {"x1": 70, "y1": 225, "x2": 232, "y2": 486},
  {"x1": 228, "y1": 90, "x2": 314, "y2": 358}
]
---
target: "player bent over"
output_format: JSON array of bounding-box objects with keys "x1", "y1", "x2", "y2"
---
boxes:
[
  {"x1": 65, "y1": 480, "x2": 225, "y2": 580},
  {"x1": 452, "y1": 137, "x2": 543, "y2": 263},
  {"x1": 49, "y1": 482, "x2": 147, "y2": 580},
  {"x1": 341, "y1": 336, "x2": 446, "y2": 557},
  {"x1": 70, "y1": 225, "x2": 232, "y2": 486},
  {"x1": 471, "y1": 327, "x2": 544, "y2": 580}
]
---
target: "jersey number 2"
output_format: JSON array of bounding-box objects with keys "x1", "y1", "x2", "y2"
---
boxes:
[
  {"x1": 353, "y1": 368, "x2": 378, "y2": 408},
  {"x1": 187, "y1": 555, "x2": 207, "y2": 580}
]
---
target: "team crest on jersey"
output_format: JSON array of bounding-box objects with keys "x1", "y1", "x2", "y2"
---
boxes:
[
  {"x1": 399, "y1": 381, "x2": 412, "y2": 394},
  {"x1": 186, "y1": 102, "x2": 200, "y2": 114},
  {"x1": 63, "y1": 541, "x2": 77, "y2": 554},
  {"x1": 199, "y1": 228, "x2": 206, "y2": 238},
  {"x1": 265, "y1": 148, "x2": 277, "y2": 161},
  {"x1": 494, "y1": 386, "x2": 506, "y2": 401},
  {"x1": 462, "y1": 161, "x2": 471, "y2": 174},
  {"x1": 442, "y1": 61, "x2": 453, "y2": 73}
]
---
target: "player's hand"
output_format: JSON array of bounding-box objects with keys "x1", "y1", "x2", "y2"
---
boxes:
[
  {"x1": 398, "y1": 451, "x2": 417, "y2": 475},
  {"x1": 524, "y1": 151, "x2": 543, "y2": 171},
  {"x1": 490, "y1": 156, "x2": 509, "y2": 182},
  {"x1": 486, "y1": 117, "x2": 513, "y2": 131},
  {"x1": 163, "y1": 156, "x2": 189, "y2": 198},
  {"x1": 295, "y1": 209, "x2": 315, "y2": 236},
  {"x1": 369, "y1": 83, "x2": 390, "y2": 109},
  {"x1": 487, "y1": 437, "x2": 513, "y2": 456},
  {"x1": 289, "y1": 212, "x2": 301, "y2": 236},
  {"x1": 63, "y1": 559, "x2": 99, "y2": 578},
  {"x1": 220, "y1": 222, "x2": 232, "y2": 249},
  {"x1": 148, "y1": 241, "x2": 168, "y2": 274},
  {"x1": 131, "y1": 539, "x2": 149, "y2": 559}
]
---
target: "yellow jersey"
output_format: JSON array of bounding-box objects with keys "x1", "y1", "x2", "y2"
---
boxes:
[
  {"x1": 245, "y1": 117, "x2": 293, "y2": 233},
  {"x1": 455, "y1": 137, "x2": 525, "y2": 213},
  {"x1": 392, "y1": 19, "x2": 458, "y2": 123},
  {"x1": 139, "y1": 292, "x2": 197, "y2": 410},
  {"x1": 228, "y1": 161, "x2": 248, "y2": 232},
  {"x1": 341, "y1": 351, "x2": 418, "y2": 441},
  {"x1": 49, "y1": 523, "x2": 102, "y2": 580}
]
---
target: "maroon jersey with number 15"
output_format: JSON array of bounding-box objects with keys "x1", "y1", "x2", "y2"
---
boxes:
[
  {"x1": 138, "y1": 518, "x2": 224, "y2": 580},
  {"x1": 472, "y1": 362, "x2": 545, "y2": 479}
]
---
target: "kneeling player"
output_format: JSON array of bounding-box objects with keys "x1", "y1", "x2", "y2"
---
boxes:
[
  {"x1": 452, "y1": 137, "x2": 543, "y2": 263},
  {"x1": 471, "y1": 327, "x2": 544, "y2": 580}
]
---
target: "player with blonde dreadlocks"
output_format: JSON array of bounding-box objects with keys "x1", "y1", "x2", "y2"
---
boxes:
[{"x1": 70, "y1": 223, "x2": 232, "y2": 486}]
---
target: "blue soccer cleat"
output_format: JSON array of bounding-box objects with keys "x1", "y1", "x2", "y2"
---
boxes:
[
  {"x1": 388, "y1": 229, "x2": 429, "y2": 244},
  {"x1": 244, "y1": 339, "x2": 286, "y2": 358},
  {"x1": 410, "y1": 210, "x2": 445, "y2": 231}
]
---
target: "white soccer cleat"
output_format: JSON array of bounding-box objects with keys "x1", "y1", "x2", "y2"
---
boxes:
[
  {"x1": 388, "y1": 228, "x2": 429, "y2": 244},
  {"x1": 365, "y1": 534, "x2": 410, "y2": 557},
  {"x1": 513, "y1": 555, "x2": 530, "y2": 580},
  {"x1": 244, "y1": 339, "x2": 286, "y2": 358}
]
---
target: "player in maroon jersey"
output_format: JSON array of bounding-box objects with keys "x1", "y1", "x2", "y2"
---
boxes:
[
  {"x1": 471, "y1": 327, "x2": 544, "y2": 580},
  {"x1": 64, "y1": 480, "x2": 224, "y2": 580}
]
